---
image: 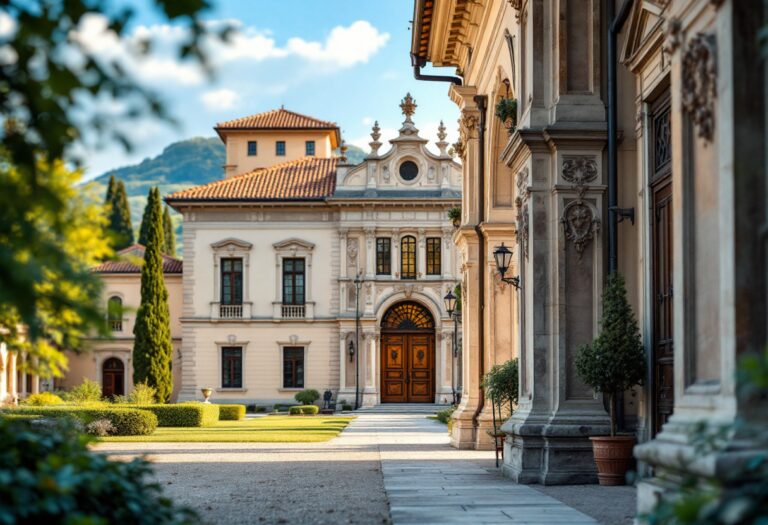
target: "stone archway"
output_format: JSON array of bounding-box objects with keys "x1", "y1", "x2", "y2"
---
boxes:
[{"x1": 380, "y1": 301, "x2": 435, "y2": 403}]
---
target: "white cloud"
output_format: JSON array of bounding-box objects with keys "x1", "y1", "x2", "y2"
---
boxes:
[
  {"x1": 201, "y1": 88, "x2": 239, "y2": 110},
  {"x1": 362, "y1": 116, "x2": 374, "y2": 126},
  {"x1": 69, "y1": 15, "x2": 389, "y2": 88}
]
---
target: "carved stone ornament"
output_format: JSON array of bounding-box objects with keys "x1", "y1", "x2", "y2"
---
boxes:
[
  {"x1": 451, "y1": 139, "x2": 465, "y2": 159},
  {"x1": 562, "y1": 156, "x2": 598, "y2": 189},
  {"x1": 515, "y1": 168, "x2": 530, "y2": 259},
  {"x1": 459, "y1": 112, "x2": 479, "y2": 143},
  {"x1": 347, "y1": 238, "x2": 358, "y2": 262},
  {"x1": 561, "y1": 201, "x2": 601, "y2": 257},
  {"x1": 681, "y1": 32, "x2": 717, "y2": 142},
  {"x1": 664, "y1": 18, "x2": 682, "y2": 54}
]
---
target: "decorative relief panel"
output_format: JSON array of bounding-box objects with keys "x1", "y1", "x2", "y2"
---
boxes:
[
  {"x1": 346, "y1": 238, "x2": 358, "y2": 264},
  {"x1": 681, "y1": 32, "x2": 717, "y2": 142},
  {"x1": 515, "y1": 168, "x2": 530, "y2": 259},
  {"x1": 560, "y1": 156, "x2": 600, "y2": 257}
]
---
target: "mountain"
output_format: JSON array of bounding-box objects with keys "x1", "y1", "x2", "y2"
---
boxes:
[{"x1": 86, "y1": 137, "x2": 368, "y2": 255}]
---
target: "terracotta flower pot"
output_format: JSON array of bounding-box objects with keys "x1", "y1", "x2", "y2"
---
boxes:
[{"x1": 589, "y1": 435, "x2": 636, "y2": 486}]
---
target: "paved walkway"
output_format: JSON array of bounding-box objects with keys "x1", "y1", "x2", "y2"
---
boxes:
[
  {"x1": 96, "y1": 413, "x2": 633, "y2": 525},
  {"x1": 343, "y1": 414, "x2": 597, "y2": 525}
]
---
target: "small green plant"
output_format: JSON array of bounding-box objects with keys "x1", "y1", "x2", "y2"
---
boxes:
[
  {"x1": 482, "y1": 358, "x2": 519, "y2": 418},
  {"x1": 23, "y1": 392, "x2": 64, "y2": 406},
  {"x1": 435, "y1": 406, "x2": 456, "y2": 424},
  {"x1": 495, "y1": 97, "x2": 518, "y2": 132},
  {"x1": 294, "y1": 389, "x2": 320, "y2": 405},
  {"x1": 128, "y1": 382, "x2": 157, "y2": 404},
  {"x1": 575, "y1": 272, "x2": 646, "y2": 436},
  {"x1": 62, "y1": 378, "x2": 103, "y2": 403},
  {"x1": 86, "y1": 418, "x2": 117, "y2": 437},
  {"x1": 0, "y1": 417, "x2": 196, "y2": 523},
  {"x1": 447, "y1": 207, "x2": 461, "y2": 227}
]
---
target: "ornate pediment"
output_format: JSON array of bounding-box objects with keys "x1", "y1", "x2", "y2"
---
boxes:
[
  {"x1": 622, "y1": 0, "x2": 666, "y2": 68},
  {"x1": 210, "y1": 238, "x2": 253, "y2": 251},
  {"x1": 273, "y1": 238, "x2": 315, "y2": 252}
]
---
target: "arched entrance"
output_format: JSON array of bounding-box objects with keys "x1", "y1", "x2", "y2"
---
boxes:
[
  {"x1": 380, "y1": 301, "x2": 435, "y2": 403},
  {"x1": 102, "y1": 357, "x2": 125, "y2": 398}
]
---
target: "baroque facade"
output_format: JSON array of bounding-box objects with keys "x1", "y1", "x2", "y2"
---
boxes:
[
  {"x1": 165, "y1": 101, "x2": 463, "y2": 407},
  {"x1": 411, "y1": 0, "x2": 767, "y2": 509}
]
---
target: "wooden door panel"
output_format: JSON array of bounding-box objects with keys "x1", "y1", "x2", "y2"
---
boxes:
[
  {"x1": 380, "y1": 333, "x2": 434, "y2": 403},
  {"x1": 381, "y1": 335, "x2": 407, "y2": 403},
  {"x1": 407, "y1": 334, "x2": 433, "y2": 403}
]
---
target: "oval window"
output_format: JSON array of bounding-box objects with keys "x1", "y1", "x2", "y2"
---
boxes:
[{"x1": 399, "y1": 160, "x2": 419, "y2": 181}]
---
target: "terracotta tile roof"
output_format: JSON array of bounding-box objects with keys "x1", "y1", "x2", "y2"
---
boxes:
[
  {"x1": 166, "y1": 157, "x2": 339, "y2": 203},
  {"x1": 93, "y1": 244, "x2": 183, "y2": 274},
  {"x1": 215, "y1": 108, "x2": 338, "y2": 131}
]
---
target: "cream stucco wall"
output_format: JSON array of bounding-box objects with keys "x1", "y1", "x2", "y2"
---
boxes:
[{"x1": 222, "y1": 130, "x2": 334, "y2": 177}]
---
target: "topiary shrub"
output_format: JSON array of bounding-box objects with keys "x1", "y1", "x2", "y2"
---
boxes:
[
  {"x1": 0, "y1": 417, "x2": 197, "y2": 524},
  {"x1": 294, "y1": 389, "x2": 320, "y2": 405},
  {"x1": 119, "y1": 403, "x2": 219, "y2": 427},
  {"x1": 23, "y1": 392, "x2": 64, "y2": 406},
  {"x1": 575, "y1": 272, "x2": 645, "y2": 436},
  {"x1": 288, "y1": 406, "x2": 303, "y2": 416},
  {"x1": 5, "y1": 406, "x2": 157, "y2": 436},
  {"x1": 218, "y1": 404, "x2": 246, "y2": 421},
  {"x1": 300, "y1": 405, "x2": 319, "y2": 415},
  {"x1": 342, "y1": 403, "x2": 353, "y2": 411},
  {"x1": 62, "y1": 378, "x2": 103, "y2": 403}
]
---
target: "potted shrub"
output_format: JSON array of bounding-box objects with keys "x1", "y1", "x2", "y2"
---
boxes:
[
  {"x1": 576, "y1": 272, "x2": 646, "y2": 486},
  {"x1": 447, "y1": 207, "x2": 461, "y2": 228},
  {"x1": 494, "y1": 97, "x2": 518, "y2": 133},
  {"x1": 482, "y1": 358, "x2": 519, "y2": 467}
]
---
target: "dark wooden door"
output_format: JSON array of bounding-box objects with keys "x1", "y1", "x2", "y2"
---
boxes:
[
  {"x1": 650, "y1": 91, "x2": 674, "y2": 436},
  {"x1": 102, "y1": 357, "x2": 125, "y2": 398},
  {"x1": 381, "y1": 333, "x2": 434, "y2": 403}
]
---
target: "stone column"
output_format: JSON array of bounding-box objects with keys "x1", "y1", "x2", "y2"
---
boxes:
[
  {"x1": 442, "y1": 227, "x2": 454, "y2": 279},
  {"x1": 361, "y1": 331, "x2": 378, "y2": 406},
  {"x1": 339, "y1": 228, "x2": 348, "y2": 279},
  {"x1": 364, "y1": 227, "x2": 375, "y2": 279},
  {"x1": 391, "y1": 229, "x2": 400, "y2": 278},
  {"x1": 417, "y1": 228, "x2": 426, "y2": 278}
]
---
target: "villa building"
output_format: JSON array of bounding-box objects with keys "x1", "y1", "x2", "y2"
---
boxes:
[
  {"x1": 166, "y1": 101, "x2": 463, "y2": 407},
  {"x1": 410, "y1": 0, "x2": 766, "y2": 511}
]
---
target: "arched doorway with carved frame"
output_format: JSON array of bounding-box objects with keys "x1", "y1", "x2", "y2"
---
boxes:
[{"x1": 380, "y1": 301, "x2": 435, "y2": 403}]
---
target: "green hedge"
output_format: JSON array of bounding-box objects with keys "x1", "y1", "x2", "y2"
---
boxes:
[
  {"x1": 217, "y1": 404, "x2": 246, "y2": 421},
  {"x1": 118, "y1": 403, "x2": 220, "y2": 427},
  {"x1": 289, "y1": 405, "x2": 319, "y2": 416},
  {"x1": 5, "y1": 407, "x2": 157, "y2": 436}
]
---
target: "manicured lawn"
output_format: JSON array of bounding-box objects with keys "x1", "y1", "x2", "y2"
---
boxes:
[{"x1": 99, "y1": 415, "x2": 355, "y2": 443}]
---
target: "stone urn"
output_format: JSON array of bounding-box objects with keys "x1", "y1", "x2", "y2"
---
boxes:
[
  {"x1": 589, "y1": 435, "x2": 636, "y2": 486},
  {"x1": 201, "y1": 387, "x2": 213, "y2": 403}
]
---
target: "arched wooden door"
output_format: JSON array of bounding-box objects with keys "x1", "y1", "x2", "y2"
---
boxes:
[
  {"x1": 380, "y1": 302, "x2": 435, "y2": 403},
  {"x1": 102, "y1": 357, "x2": 125, "y2": 398}
]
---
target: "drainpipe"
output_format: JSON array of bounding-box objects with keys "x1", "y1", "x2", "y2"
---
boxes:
[
  {"x1": 411, "y1": 55, "x2": 463, "y2": 86},
  {"x1": 607, "y1": 0, "x2": 634, "y2": 431},
  {"x1": 607, "y1": 0, "x2": 634, "y2": 274},
  {"x1": 473, "y1": 95, "x2": 488, "y2": 429}
]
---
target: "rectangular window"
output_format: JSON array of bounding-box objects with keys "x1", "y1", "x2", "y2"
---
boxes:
[
  {"x1": 376, "y1": 238, "x2": 391, "y2": 275},
  {"x1": 276, "y1": 141, "x2": 286, "y2": 156},
  {"x1": 282, "y1": 258, "x2": 305, "y2": 305},
  {"x1": 247, "y1": 141, "x2": 257, "y2": 156},
  {"x1": 305, "y1": 140, "x2": 316, "y2": 156},
  {"x1": 221, "y1": 347, "x2": 243, "y2": 388},
  {"x1": 426, "y1": 238, "x2": 441, "y2": 275},
  {"x1": 221, "y1": 258, "x2": 243, "y2": 305},
  {"x1": 283, "y1": 347, "x2": 304, "y2": 388},
  {"x1": 400, "y1": 236, "x2": 417, "y2": 279}
]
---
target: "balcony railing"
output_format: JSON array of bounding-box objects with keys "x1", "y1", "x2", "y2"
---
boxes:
[
  {"x1": 219, "y1": 304, "x2": 243, "y2": 319},
  {"x1": 281, "y1": 304, "x2": 305, "y2": 318},
  {"x1": 109, "y1": 319, "x2": 123, "y2": 332}
]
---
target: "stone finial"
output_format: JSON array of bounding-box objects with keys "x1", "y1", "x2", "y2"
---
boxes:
[
  {"x1": 368, "y1": 120, "x2": 382, "y2": 157},
  {"x1": 340, "y1": 140, "x2": 348, "y2": 162},
  {"x1": 436, "y1": 120, "x2": 449, "y2": 157},
  {"x1": 400, "y1": 93, "x2": 417, "y2": 121}
]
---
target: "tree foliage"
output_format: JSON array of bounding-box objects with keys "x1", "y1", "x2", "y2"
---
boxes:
[
  {"x1": 0, "y1": 0, "x2": 226, "y2": 374},
  {"x1": 137, "y1": 187, "x2": 154, "y2": 246},
  {"x1": 0, "y1": 160, "x2": 112, "y2": 377},
  {"x1": 482, "y1": 358, "x2": 519, "y2": 418},
  {"x1": 575, "y1": 272, "x2": 645, "y2": 436},
  {"x1": 105, "y1": 178, "x2": 134, "y2": 250},
  {"x1": 132, "y1": 188, "x2": 173, "y2": 403},
  {"x1": 163, "y1": 206, "x2": 176, "y2": 256}
]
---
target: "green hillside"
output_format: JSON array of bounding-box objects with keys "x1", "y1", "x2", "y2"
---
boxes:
[{"x1": 85, "y1": 137, "x2": 367, "y2": 256}]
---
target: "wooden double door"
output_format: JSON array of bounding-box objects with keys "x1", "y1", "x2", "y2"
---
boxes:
[{"x1": 380, "y1": 332, "x2": 434, "y2": 403}]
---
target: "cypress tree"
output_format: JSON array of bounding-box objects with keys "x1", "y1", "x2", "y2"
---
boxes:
[
  {"x1": 110, "y1": 180, "x2": 134, "y2": 249},
  {"x1": 138, "y1": 187, "x2": 156, "y2": 246},
  {"x1": 162, "y1": 205, "x2": 176, "y2": 256},
  {"x1": 105, "y1": 175, "x2": 116, "y2": 206},
  {"x1": 132, "y1": 186, "x2": 173, "y2": 402}
]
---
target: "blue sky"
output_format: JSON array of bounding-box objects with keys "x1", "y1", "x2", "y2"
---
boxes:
[{"x1": 77, "y1": 0, "x2": 460, "y2": 178}]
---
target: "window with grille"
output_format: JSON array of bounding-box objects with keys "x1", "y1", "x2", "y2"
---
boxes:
[
  {"x1": 221, "y1": 258, "x2": 243, "y2": 305},
  {"x1": 283, "y1": 347, "x2": 304, "y2": 388},
  {"x1": 276, "y1": 141, "x2": 286, "y2": 156},
  {"x1": 400, "y1": 236, "x2": 416, "y2": 279},
  {"x1": 247, "y1": 141, "x2": 257, "y2": 156},
  {"x1": 426, "y1": 238, "x2": 441, "y2": 275},
  {"x1": 221, "y1": 347, "x2": 242, "y2": 388},
  {"x1": 305, "y1": 140, "x2": 316, "y2": 156},
  {"x1": 376, "y1": 238, "x2": 391, "y2": 275},
  {"x1": 282, "y1": 258, "x2": 305, "y2": 305}
]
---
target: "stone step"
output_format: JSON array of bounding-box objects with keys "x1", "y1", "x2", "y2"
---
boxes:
[{"x1": 354, "y1": 404, "x2": 452, "y2": 414}]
